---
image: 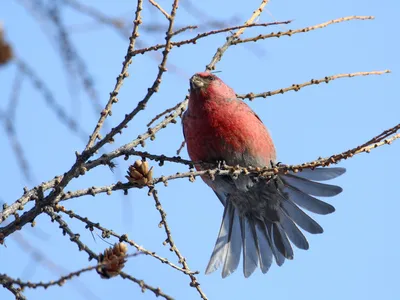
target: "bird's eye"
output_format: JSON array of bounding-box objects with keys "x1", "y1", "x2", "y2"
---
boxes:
[{"x1": 207, "y1": 75, "x2": 215, "y2": 81}]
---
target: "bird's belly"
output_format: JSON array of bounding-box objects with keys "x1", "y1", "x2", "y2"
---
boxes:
[{"x1": 185, "y1": 123, "x2": 245, "y2": 165}]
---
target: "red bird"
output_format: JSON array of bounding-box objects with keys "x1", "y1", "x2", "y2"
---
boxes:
[{"x1": 182, "y1": 72, "x2": 345, "y2": 278}]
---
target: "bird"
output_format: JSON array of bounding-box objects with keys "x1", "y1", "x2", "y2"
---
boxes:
[{"x1": 182, "y1": 72, "x2": 345, "y2": 278}]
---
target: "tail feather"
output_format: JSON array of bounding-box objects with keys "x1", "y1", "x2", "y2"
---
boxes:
[
  {"x1": 205, "y1": 203, "x2": 231, "y2": 274},
  {"x1": 283, "y1": 185, "x2": 335, "y2": 215},
  {"x1": 222, "y1": 205, "x2": 242, "y2": 278},
  {"x1": 279, "y1": 210, "x2": 309, "y2": 250},
  {"x1": 240, "y1": 218, "x2": 259, "y2": 277},
  {"x1": 255, "y1": 222, "x2": 273, "y2": 273},
  {"x1": 266, "y1": 222, "x2": 285, "y2": 266},
  {"x1": 282, "y1": 174, "x2": 342, "y2": 197},
  {"x1": 273, "y1": 223, "x2": 294, "y2": 259},
  {"x1": 288, "y1": 167, "x2": 346, "y2": 181},
  {"x1": 281, "y1": 198, "x2": 323, "y2": 234}
]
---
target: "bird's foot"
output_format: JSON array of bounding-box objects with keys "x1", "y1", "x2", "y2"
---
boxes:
[
  {"x1": 270, "y1": 160, "x2": 283, "y2": 168},
  {"x1": 216, "y1": 160, "x2": 228, "y2": 170},
  {"x1": 268, "y1": 160, "x2": 282, "y2": 186}
]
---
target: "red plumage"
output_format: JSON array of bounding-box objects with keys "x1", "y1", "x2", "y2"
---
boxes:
[{"x1": 183, "y1": 72, "x2": 275, "y2": 168}]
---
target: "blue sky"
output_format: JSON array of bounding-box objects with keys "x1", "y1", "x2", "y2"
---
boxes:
[{"x1": 1, "y1": 0, "x2": 399, "y2": 299}]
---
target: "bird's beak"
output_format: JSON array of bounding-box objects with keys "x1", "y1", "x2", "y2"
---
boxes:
[{"x1": 190, "y1": 75, "x2": 205, "y2": 90}]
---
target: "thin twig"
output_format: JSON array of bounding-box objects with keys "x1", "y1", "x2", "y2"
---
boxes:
[
  {"x1": 232, "y1": 16, "x2": 374, "y2": 45},
  {"x1": 147, "y1": 100, "x2": 185, "y2": 127},
  {"x1": 172, "y1": 25, "x2": 197, "y2": 36},
  {"x1": 44, "y1": 206, "x2": 173, "y2": 298},
  {"x1": 44, "y1": 206, "x2": 98, "y2": 260},
  {"x1": 86, "y1": 150, "x2": 196, "y2": 172},
  {"x1": 207, "y1": 0, "x2": 271, "y2": 71},
  {"x1": 149, "y1": 0, "x2": 170, "y2": 20},
  {"x1": 0, "y1": 267, "x2": 95, "y2": 289},
  {"x1": 235, "y1": 0, "x2": 271, "y2": 37},
  {"x1": 83, "y1": 97, "x2": 188, "y2": 172},
  {"x1": 56, "y1": 206, "x2": 197, "y2": 276},
  {"x1": 176, "y1": 140, "x2": 186, "y2": 155},
  {"x1": 0, "y1": 276, "x2": 26, "y2": 300},
  {"x1": 11, "y1": 232, "x2": 98, "y2": 299},
  {"x1": 130, "y1": 20, "x2": 291, "y2": 56},
  {"x1": 0, "y1": 177, "x2": 59, "y2": 225},
  {"x1": 151, "y1": 189, "x2": 207, "y2": 299},
  {"x1": 0, "y1": 256, "x2": 174, "y2": 299},
  {"x1": 237, "y1": 70, "x2": 391, "y2": 100},
  {"x1": 119, "y1": 271, "x2": 174, "y2": 300},
  {"x1": 85, "y1": 0, "x2": 144, "y2": 150}
]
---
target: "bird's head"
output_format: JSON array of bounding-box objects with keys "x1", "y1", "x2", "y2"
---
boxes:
[
  {"x1": 190, "y1": 72, "x2": 219, "y2": 93},
  {"x1": 189, "y1": 72, "x2": 235, "y2": 105}
]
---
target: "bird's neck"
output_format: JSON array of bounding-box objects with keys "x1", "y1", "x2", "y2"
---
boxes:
[{"x1": 188, "y1": 91, "x2": 235, "y2": 114}]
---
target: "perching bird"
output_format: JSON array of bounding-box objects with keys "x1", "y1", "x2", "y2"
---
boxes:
[{"x1": 182, "y1": 72, "x2": 345, "y2": 278}]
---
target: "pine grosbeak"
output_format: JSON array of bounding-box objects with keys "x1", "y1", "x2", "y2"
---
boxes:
[{"x1": 182, "y1": 72, "x2": 345, "y2": 278}]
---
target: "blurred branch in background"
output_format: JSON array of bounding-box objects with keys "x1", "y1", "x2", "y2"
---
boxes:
[{"x1": 17, "y1": 0, "x2": 103, "y2": 114}]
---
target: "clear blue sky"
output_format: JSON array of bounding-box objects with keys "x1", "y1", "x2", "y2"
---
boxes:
[{"x1": 1, "y1": 0, "x2": 399, "y2": 299}]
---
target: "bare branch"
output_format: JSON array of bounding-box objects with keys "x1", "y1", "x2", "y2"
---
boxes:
[
  {"x1": 130, "y1": 21, "x2": 292, "y2": 56},
  {"x1": 55, "y1": 206, "x2": 198, "y2": 276},
  {"x1": 0, "y1": 254, "x2": 174, "y2": 299},
  {"x1": 1, "y1": 267, "x2": 95, "y2": 290},
  {"x1": 238, "y1": 70, "x2": 391, "y2": 100},
  {"x1": 85, "y1": 0, "x2": 144, "y2": 150},
  {"x1": 206, "y1": 0, "x2": 271, "y2": 71},
  {"x1": 146, "y1": 100, "x2": 186, "y2": 127},
  {"x1": 150, "y1": 189, "x2": 207, "y2": 299},
  {"x1": 232, "y1": 16, "x2": 374, "y2": 45},
  {"x1": 44, "y1": 206, "x2": 98, "y2": 260},
  {"x1": 148, "y1": 0, "x2": 171, "y2": 20},
  {"x1": 0, "y1": 275, "x2": 26, "y2": 300},
  {"x1": 235, "y1": 0, "x2": 271, "y2": 37},
  {"x1": 0, "y1": 177, "x2": 59, "y2": 225},
  {"x1": 119, "y1": 271, "x2": 174, "y2": 300},
  {"x1": 172, "y1": 25, "x2": 198, "y2": 36}
]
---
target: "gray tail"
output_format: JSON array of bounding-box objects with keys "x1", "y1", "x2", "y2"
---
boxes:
[{"x1": 205, "y1": 167, "x2": 345, "y2": 278}]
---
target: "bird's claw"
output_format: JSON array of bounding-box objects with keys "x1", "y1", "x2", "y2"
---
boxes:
[
  {"x1": 267, "y1": 160, "x2": 283, "y2": 186},
  {"x1": 217, "y1": 160, "x2": 227, "y2": 170},
  {"x1": 270, "y1": 160, "x2": 283, "y2": 168}
]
